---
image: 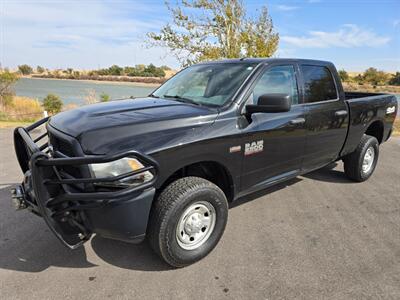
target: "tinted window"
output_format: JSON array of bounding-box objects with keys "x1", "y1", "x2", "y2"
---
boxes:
[
  {"x1": 153, "y1": 63, "x2": 257, "y2": 107},
  {"x1": 301, "y1": 65, "x2": 337, "y2": 103},
  {"x1": 252, "y1": 65, "x2": 299, "y2": 105}
]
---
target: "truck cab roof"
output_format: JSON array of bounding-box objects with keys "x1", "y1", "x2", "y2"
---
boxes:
[{"x1": 198, "y1": 58, "x2": 335, "y2": 67}]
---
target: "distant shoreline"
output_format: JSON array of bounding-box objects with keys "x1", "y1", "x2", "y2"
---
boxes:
[{"x1": 22, "y1": 76, "x2": 162, "y2": 87}]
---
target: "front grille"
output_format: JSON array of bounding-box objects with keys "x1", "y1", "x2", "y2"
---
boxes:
[
  {"x1": 47, "y1": 128, "x2": 86, "y2": 187},
  {"x1": 49, "y1": 134, "x2": 76, "y2": 157}
]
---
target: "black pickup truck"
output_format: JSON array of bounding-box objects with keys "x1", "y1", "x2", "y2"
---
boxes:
[{"x1": 12, "y1": 58, "x2": 398, "y2": 267}]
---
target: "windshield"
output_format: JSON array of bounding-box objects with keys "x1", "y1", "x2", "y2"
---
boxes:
[{"x1": 152, "y1": 63, "x2": 258, "y2": 107}]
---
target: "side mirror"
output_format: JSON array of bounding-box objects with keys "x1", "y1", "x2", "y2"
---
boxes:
[{"x1": 245, "y1": 93, "x2": 291, "y2": 115}]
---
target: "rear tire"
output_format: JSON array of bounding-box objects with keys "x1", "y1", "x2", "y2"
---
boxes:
[
  {"x1": 343, "y1": 134, "x2": 379, "y2": 182},
  {"x1": 147, "y1": 177, "x2": 228, "y2": 267}
]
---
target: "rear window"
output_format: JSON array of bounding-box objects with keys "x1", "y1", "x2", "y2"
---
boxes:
[{"x1": 301, "y1": 65, "x2": 337, "y2": 103}]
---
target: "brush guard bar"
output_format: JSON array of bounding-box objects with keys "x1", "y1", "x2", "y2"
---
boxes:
[{"x1": 13, "y1": 117, "x2": 159, "y2": 249}]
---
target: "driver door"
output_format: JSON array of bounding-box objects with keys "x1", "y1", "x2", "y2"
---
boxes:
[{"x1": 240, "y1": 64, "x2": 307, "y2": 193}]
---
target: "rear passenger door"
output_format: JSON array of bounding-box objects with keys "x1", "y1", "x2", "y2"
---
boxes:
[{"x1": 301, "y1": 64, "x2": 349, "y2": 171}]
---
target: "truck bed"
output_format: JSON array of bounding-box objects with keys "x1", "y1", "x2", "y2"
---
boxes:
[
  {"x1": 341, "y1": 92, "x2": 398, "y2": 157},
  {"x1": 344, "y1": 91, "x2": 386, "y2": 100}
]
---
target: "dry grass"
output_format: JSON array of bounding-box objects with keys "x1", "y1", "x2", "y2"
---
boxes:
[
  {"x1": 0, "y1": 96, "x2": 80, "y2": 127},
  {"x1": 343, "y1": 82, "x2": 400, "y2": 94},
  {"x1": 0, "y1": 120, "x2": 32, "y2": 128},
  {"x1": 63, "y1": 103, "x2": 79, "y2": 111},
  {"x1": 1, "y1": 96, "x2": 44, "y2": 122},
  {"x1": 84, "y1": 89, "x2": 98, "y2": 105}
]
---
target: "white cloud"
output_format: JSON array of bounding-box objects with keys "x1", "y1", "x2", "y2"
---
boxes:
[
  {"x1": 0, "y1": 1, "x2": 178, "y2": 69},
  {"x1": 275, "y1": 48, "x2": 295, "y2": 57},
  {"x1": 281, "y1": 24, "x2": 390, "y2": 48},
  {"x1": 276, "y1": 5, "x2": 299, "y2": 11}
]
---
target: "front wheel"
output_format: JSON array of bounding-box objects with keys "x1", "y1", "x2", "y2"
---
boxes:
[
  {"x1": 343, "y1": 134, "x2": 379, "y2": 182},
  {"x1": 147, "y1": 177, "x2": 228, "y2": 267}
]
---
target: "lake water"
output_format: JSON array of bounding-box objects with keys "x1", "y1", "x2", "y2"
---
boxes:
[
  {"x1": 14, "y1": 78, "x2": 400, "y2": 113},
  {"x1": 15, "y1": 78, "x2": 157, "y2": 105}
]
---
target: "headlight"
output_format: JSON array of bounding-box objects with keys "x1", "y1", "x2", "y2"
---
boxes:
[{"x1": 89, "y1": 157, "x2": 153, "y2": 187}]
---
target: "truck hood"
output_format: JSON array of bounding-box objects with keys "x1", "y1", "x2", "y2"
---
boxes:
[{"x1": 49, "y1": 97, "x2": 218, "y2": 155}]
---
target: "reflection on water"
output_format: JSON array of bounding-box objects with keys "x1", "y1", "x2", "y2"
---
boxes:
[{"x1": 15, "y1": 78, "x2": 157, "y2": 105}]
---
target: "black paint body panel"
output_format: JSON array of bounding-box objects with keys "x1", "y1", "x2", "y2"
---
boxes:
[
  {"x1": 49, "y1": 58, "x2": 398, "y2": 199},
  {"x1": 36, "y1": 58, "x2": 397, "y2": 244}
]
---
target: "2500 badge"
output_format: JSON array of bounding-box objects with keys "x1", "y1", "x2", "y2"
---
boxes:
[{"x1": 244, "y1": 140, "x2": 264, "y2": 156}]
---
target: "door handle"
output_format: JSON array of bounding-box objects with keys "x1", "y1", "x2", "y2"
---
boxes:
[
  {"x1": 289, "y1": 118, "x2": 305, "y2": 125},
  {"x1": 335, "y1": 110, "x2": 348, "y2": 117}
]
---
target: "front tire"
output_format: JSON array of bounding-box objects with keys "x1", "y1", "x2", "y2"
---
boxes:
[
  {"x1": 147, "y1": 177, "x2": 228, "y2": 267},
  {"x1": 343, "y1": 134, "x2": 379, "y2": 182}
]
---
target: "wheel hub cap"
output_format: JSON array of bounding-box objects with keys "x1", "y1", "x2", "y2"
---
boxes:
[
  {"x1": 362, "y1": 146, "x2": 375, "y2": 173},
  {"x1": 176, "y1": 201, "x2": 216, "y2": 250}
]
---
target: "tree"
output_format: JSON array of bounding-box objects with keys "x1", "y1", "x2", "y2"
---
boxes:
[
  {"x1": 147, "y1": 0, "x2": 279, "y2": 66},
  {"x1": 100, "y1": 92, "x2": 110, "y2": 102},
  {"x1": 144, "y1": 64, "x2": 165, "y2": 77},
  {"x1": 108, "y1": 65, "x2": 123, "y2": 76},
  {"x1": 389, "y1": 72, "x2": 400, "y2": 86},
  {"x1": 36, "y1": 66, "x2": 45, "y2": 73},
  {"x1": 355, "y1": 74, "x2": 363, "y2": 84},
  {"x1": 72, "y1": 71, "x2": 80, "y2": 79},
  {"x1": 18, "y1": 64, "x2": 33, "y2": 75},
  {"x1": 124, "y1": 66, "x2": 137, "y2": 76},
  {"x1": 160, "y1": 65, "x2": 171, "y2": 71},
  {"x1": 43, "y1": 94, "x2": 63, "y2": 114},
  {"x1": 135, "y1": 64, "x2": 146, "y2": 72},
  {"x1": 338, "y1": 69, "x2": 349, "y2": 82},
  {"x1": 0, "y1": 71, "x2": 19, "y2": 109},
  {"x1": 362, "y1": 67, "x2": 389, "y2": 86}
]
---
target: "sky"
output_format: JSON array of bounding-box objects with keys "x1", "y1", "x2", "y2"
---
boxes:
[{"x1": 0, "y1": 0, "x2": 399, "y2": 72}]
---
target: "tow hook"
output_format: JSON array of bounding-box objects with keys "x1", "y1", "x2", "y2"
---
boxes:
[{"x1": 11, "y1": 185, "x2": 27, "y2": 210}]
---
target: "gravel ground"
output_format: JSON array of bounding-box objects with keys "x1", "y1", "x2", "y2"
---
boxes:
[{"x1": 0, "y1": 128, "x2": 399, "y2": 300}]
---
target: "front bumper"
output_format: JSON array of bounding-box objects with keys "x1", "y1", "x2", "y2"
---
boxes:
[{"x1": 13, "y1": 117, "x2": 158, "y2": 249}]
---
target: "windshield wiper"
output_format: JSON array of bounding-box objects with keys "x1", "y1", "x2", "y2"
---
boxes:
[
  {"x1": 163, "y1": 94, "x2": 201, "y2": 106},
  {"x1": 148, "y1": 93, "x2": 160, "y2": 98}
]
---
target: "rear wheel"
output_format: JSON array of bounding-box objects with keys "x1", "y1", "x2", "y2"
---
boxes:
[
  {"x1": 147, "y1": 177, "x2": 228, "y2": 267},
  {"x1": 343, "y1": 134, "x2": 379, "y2": 182}
]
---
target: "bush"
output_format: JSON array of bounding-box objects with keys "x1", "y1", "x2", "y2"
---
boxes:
[
  {"x1": 338, "y1": 69, "x2": 349, "y2": 82},
  {"x1": 100, "y1": 92, "x2": 110, "y2": 102},
  {"x1": 108, "y1": 65, "x2": 123, "y2": 76},
  {"x1": 43, "y1": 94, "x2": 63, "y2": 114},
  {"x1": 0, "y1": 71, "x2": 19, "y2": 108},
  {"x1": 389, "y1": 72, "x2": 400, "y2": 86},
  {"x1": 160, "y1": 65, "x2": 171, "y2": 71},
  {"x1": 18, "y1": 64, "x2": 33, "y2": 75},
  {"x1": 144, "y1": 64, "x2": 165, "y2": 77},
  {"x1": 72, "y1": 71, "x2": 80, "y2": 79},
  {"x1": 362, "y1": 67, "x2": 389, "y2": 86},
  {"x1": 36, "y1": 66, "x2": 45, "y2": 73}
]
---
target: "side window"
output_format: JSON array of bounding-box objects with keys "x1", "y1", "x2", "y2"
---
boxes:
[
  {"x1": 301, "y1": 65, "x2": 337, "y2": 103},
  {"x1": 252, "y1": 65, "x2": 299, "y2": 105}
]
